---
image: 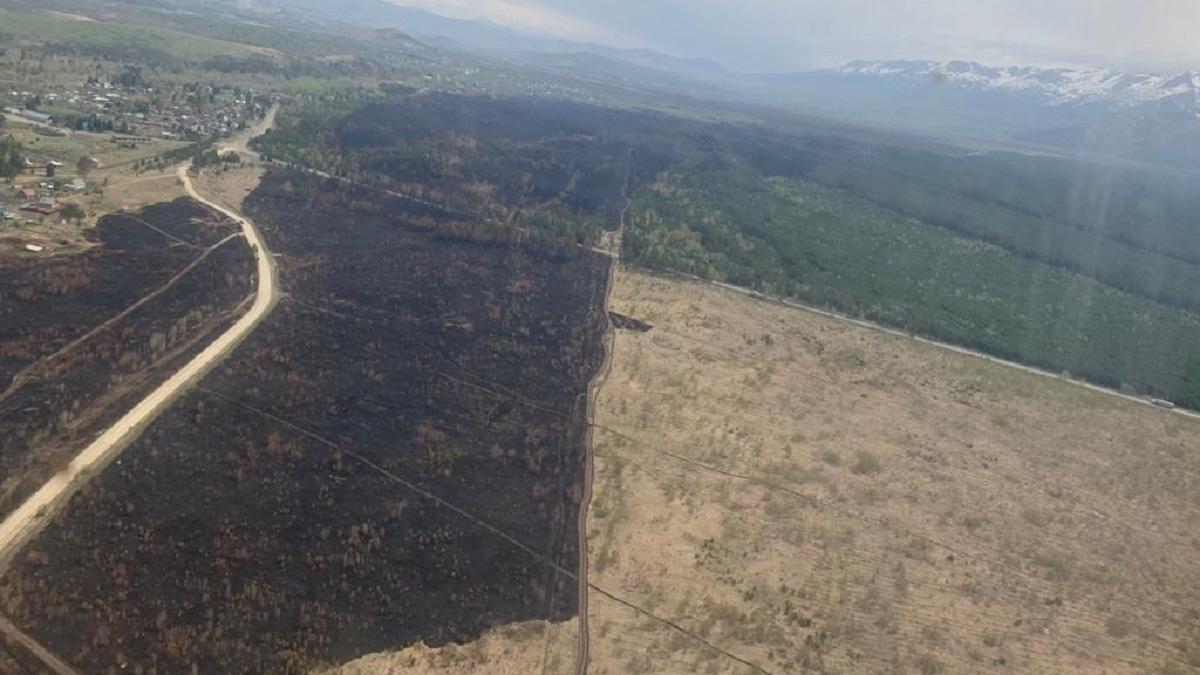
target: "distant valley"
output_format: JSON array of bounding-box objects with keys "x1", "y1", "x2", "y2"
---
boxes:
[{"x1": 290, "y1": 0, "x2": 1200, "y2": 169}]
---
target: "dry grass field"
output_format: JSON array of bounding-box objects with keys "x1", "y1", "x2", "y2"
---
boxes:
[
  {"x1": 320, "y1": 267, "x2": 1200, "y2": 674},
  {"x1": 192, "y1": 162, "x2": 266, "y2": 213},
  {"x1": 5, "y1": 124, "x2": 188, "y2": 173},
  {"x1": 583, "y1": 268, "x2": 1200, "y2": 675},
  {"x1": 324, "y1": 621, "x2": 577, "y2": 675}
]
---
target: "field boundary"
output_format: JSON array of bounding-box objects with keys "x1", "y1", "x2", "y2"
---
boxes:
[
  {"x1": 654, "y1": 267, "x2": 1200, "y2": 421},
  {"x1": 574, "y1": 163, "x2": 633, "y2": 675}
]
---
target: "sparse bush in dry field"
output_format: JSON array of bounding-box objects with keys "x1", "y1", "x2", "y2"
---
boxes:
[
  {"x1": 893, "y1": 562, "x2": 909, "y2": 595},
  {"x1": 850, "y1": 450, "x2": 881, "y2": 475},
  {"x1": 1105, "y1": 615, "x2": 1134, "y2": 638},
  {"x1": 902, "y1": 536, "x2": 932, "y2": 562},
  {"x1": 1033, "y1": 552, "x2": 1072, "y2": 582},
  {"x1": 914, "y1": 653, "x2": 944, "y2": 674},
  {"x1": 819, "y1": 449, "x2": 842, "y2": 466},
  {"x1": 1022, "y1": 507, "x2": 1049, "y2": 527}
]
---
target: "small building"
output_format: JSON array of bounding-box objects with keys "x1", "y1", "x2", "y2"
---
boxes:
[
  {"x1": 21, "y1": 198, "x2": 61, "y2": 215},
  {"x1": 19, "y1": 110, "x2": 51, "y2": 124},
  {"x1": 68, "y1": 178, "x2": 87, "y2": 191},
  {"x1": 16, "y1": 188, "x2": 36, "y2": 200}
]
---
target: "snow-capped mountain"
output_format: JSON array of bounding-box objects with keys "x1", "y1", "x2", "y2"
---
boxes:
[
  {"x1": 835, "y1": 60, "x2": 1200, "y2": 111},
  {"x1": 738, "y1": 59, "x2": 1200, "y2": 168}
]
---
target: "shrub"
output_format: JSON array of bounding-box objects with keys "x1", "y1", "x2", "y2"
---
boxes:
[{"x1": 850, "y1": 450, "x2": 881, "y2": 475}]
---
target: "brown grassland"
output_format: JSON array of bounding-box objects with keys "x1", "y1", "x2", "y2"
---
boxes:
[
  {"x1": 583, "y1": 268, "x2": 1200, "y2": 674},
  {"x1": 325, "y1": 620, "x2": 577, "y2": 675},
  {"x1": 331, "y1": 266, "x2": 1200, "y2": 674}
]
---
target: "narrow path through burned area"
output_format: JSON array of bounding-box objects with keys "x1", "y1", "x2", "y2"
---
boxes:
[
  {"x1": 0, "y1": 197, "x2": 258, "y2": 523},
  {"x1": 0, "y1": 168, "x2": 277, "y2": 575},
  {"x1": 0, "y1": 169, "x2": 614, "y2": 674}
]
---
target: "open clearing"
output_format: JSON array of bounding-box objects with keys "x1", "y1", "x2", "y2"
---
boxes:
[
  {"x1": 579, "y1": 268, "x2": 1200, "y2": 674},
  {"x1": 5, "y1": 125, "x2": 188, "y2": 173},
  {"x1": 316, "y1": 267, "x2": 1200, "y2": 674}
]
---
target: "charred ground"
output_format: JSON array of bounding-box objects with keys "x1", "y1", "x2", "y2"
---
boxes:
[
  {"x1": 261, "y1": 91, "x2": 1200, "y2": 408},
  {"x1": 0, "y1": 169, "x2": 613, "y2": 674},
  {"x1": 0, "y1": 198, "x2": 255, "y2": 519}
]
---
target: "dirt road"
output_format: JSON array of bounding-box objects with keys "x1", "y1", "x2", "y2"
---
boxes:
[
  {"x1": 0, "y1": 614, "x2": 80, "y2": 675},
  {"x1": 0, "y1": 166, "x2": 278, "y2": 574},
  {"x1": 218, "y1": 103, "x2": 278, "y2": 158},
  {"x1": 574, "y1": 161, "x2": 633, "y2": 675},
  {"x1": 1, "y1": 112, "x2": 71, "y2": 135}
]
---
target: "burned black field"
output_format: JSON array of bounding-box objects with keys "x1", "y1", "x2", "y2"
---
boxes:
[
  {"x1": 0, "y1": 199, "x2": 254, "y2": 519},
  {"x1": 0, "y1": 170, "x2": 612, "y2": 674}
]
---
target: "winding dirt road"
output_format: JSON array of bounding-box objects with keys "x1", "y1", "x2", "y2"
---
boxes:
[{"x1": 0, "y1": 165, "x2": 278, "y2": 574}]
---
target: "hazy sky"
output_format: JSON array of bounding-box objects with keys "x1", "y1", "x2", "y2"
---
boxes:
[{"x1": 388, "y1": 0, "x2": 1200, "y2": 72}]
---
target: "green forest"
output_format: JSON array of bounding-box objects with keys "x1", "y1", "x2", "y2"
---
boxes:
[
  {"x1": 626, "y1": 166, "x2": 1200, "y2": 408},
  {"x1": 808, "y1": 151, "x2": 1200, "y2": 311},
  {"x1": 253, "y1": 91, "x2": 1200, "y2": 409}
]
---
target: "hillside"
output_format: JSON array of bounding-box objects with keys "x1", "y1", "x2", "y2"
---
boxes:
[{"x1": 0, "y1": 2, "x2": 1197, "y2": 673}]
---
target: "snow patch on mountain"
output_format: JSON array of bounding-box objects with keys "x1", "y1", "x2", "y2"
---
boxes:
[{"x1": 835, "y1": 60, "x2": 1199, "y2": 110}]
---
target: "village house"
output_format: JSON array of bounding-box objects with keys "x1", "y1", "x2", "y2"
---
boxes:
[
  {"x1": 19, "y1": 109, "x2": 51, "y2": 124},
  {"x1": 21, "y1": 197, "x2": 61, "y2": 215}
]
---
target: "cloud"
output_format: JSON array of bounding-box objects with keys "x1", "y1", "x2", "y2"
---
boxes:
[
  {"x1": 391, "y1": 0, "x2": 1200, "y2": 72},
  {"x1": 383, "y1": 0, "x2": 646, "y2": 47}
]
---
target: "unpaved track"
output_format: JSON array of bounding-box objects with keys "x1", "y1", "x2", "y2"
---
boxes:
[
  {"x1": 574, "y1": 163, "x2": 633, "y2": 675},
  {"x1": 219, "y1": 103, "x2": 278, "y2": 158},
  {"x1": 0, "y1": 614, "x2": 81, "y2": 675},
  {"x1": 0, "y1": 232, "x2": 241, "y2": 406},
  {"x1": 0, "y1": 165, "x2": 278, "y2": 574}
]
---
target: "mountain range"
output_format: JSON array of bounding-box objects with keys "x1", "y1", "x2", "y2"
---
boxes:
[
  {"x1": 835, "y1": 60, "x2": 1200, "y2": 112},
  {"x1": 782, "y1": 60, "x2": 1200, "y2": 167},
  {"x1": 247, "y1": 0, "x2": 1200, "y2": 169}
]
